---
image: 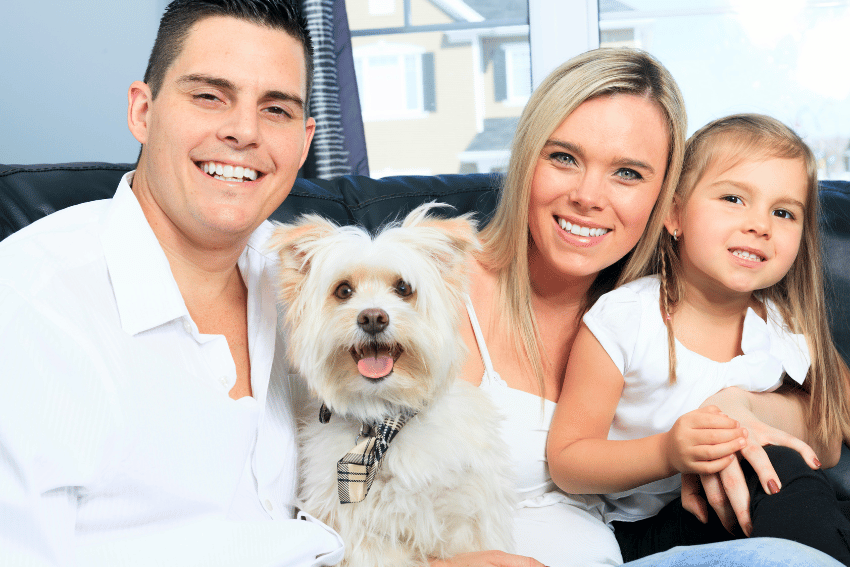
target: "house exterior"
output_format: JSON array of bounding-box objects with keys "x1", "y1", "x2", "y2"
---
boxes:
[
  {"x1": 346, "y1": 0, "x2": 529, "y2": 176},
  {"x1": 347, "y1": 0, "x2": 638, "y2": 176}
]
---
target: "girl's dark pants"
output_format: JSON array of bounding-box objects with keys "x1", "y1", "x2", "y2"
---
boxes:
[{"x1": 612, "y1": 445, "x2": 850, "y2": 565}]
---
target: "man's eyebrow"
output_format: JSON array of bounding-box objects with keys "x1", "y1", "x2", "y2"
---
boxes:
[
  {"x1": 176, "y1": 74, "x2": 305, "y2": 109},
  {"x1": 177, "y1": 74, "x2": 236, "y2": 92},
  {"x1": 263, "y1": 90, "x2": 305, "y2": 110}
]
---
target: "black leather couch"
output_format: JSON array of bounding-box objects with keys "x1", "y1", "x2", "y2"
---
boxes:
[{"x1": 1, "y1": 162, "x2": 848, "y2": 496}]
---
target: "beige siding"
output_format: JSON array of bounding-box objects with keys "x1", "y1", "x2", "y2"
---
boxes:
[{"x1": 354, "y1": 31, "x2": 476, "y2": 175}]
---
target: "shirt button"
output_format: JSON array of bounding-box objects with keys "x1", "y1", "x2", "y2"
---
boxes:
[
  {"x1": 219, "y1": 376, "x2": 229, "y2": 387},
  {"x1": 263, "y1": 499, "x2": 274, "y2": 512},
  {"x1": 182, "y1": 320, "x2": 192, "y2": 334}
]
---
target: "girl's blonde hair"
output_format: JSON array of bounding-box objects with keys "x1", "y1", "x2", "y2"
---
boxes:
[
  {"x1": 658, "y1": 113, "x2": 850, "y2": 448},
  {"x1": 478, "y1": 48, "x2": 687, "y2": 397}
]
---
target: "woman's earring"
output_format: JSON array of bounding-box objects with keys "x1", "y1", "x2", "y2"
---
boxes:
[{"x1": 672, "y1": 229, "x2": 679, "y2": 241}]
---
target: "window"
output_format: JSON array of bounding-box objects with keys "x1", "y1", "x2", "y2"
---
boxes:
[
  {"x1": 354, "y1": 42, "x2": 433, "y2": 121},
  {"x1": 346, "y1": 0, "x2": 531, "y2": 176},
  {"x1": 500, "y1": 42, "x2": 531, "y2": 105},
  {"x1": 599, "y1": 0, "x2": 850, "y2": 180},
  {"x1": 368, "y1": 0, "x2": 395, "y2": 16}
]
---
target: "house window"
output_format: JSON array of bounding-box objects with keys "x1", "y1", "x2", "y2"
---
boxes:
[
  {"x1": 502, "y1": 42, "x2": 531, "y2": 104},
  {"x1": 598, "y1": 0, "x2": 850, "y2": 180},
  {"x1": 354, "y1": 43, "x2": 435, "y2": 121},
  {"x1": 347, "y1": 0, "x2": 530, "y2": 175},
  {"x1": 368, "y1": 0, "x2": 395, "y2": 16}
]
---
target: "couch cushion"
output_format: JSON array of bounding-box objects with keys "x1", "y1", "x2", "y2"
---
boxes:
[{"x1": 0, "y1": 163, "x2": 500, "y2": 240}]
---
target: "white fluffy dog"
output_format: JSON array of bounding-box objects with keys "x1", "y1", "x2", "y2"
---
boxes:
[{"x1": 269, "y1": 204, "x2": 516, "y2": 567}]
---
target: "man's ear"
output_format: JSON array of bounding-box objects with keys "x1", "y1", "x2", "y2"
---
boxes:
[
  {"x1": 298, "y1": 116, "x2": 317, "y2": 169},
  {"x1": 127, "y1": 81, "x2": 153, "y2": 145},
  {"x1": 663, "y1": 195, "x2": 682, "y2": 239}
]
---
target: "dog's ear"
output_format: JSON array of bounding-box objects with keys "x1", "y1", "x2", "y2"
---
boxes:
[
  {"x1": 402, "y1": 203, "x2": 481, "y2": 259},
  {"x1": 413, "y1": 211, "x2": 481, "y2": 297},
  {"x1": 418, "y1": 214, "x2": 481, "y2": 259},
  {"x1": 267, "y1": 216, "x2": 337, "y2": 304}
]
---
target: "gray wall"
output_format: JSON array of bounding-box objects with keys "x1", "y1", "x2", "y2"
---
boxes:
[{"x1": 1, "y1": 1, "x2": 167, "y2": 165}]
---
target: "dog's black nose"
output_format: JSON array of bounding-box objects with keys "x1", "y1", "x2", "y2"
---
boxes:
[{"x1": 357, "y1": 308, "x2": 389, "y2": 335}]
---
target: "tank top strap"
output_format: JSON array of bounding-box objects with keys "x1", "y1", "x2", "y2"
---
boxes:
[{"x1": 464, "y1": 294, "x2": 501, "y2": 385}]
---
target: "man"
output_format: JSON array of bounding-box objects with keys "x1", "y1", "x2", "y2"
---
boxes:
[{"x1": 0, "y1": 1, "x2": 343, "y2": 565}]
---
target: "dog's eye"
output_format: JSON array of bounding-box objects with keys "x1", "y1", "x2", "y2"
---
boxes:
[
  {"x1": 394, "y1": 279, "x2": 412, "y2": 297},
  {"x1": 334, "y1": 282, "x2": 353, "y2": 300}
]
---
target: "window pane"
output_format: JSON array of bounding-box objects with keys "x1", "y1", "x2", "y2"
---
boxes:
[
  {"x1": 346, "y1": 0, "x2": 530, "y2": 177},
  {"x1": 600, "y1": 0, "x2": 850, "y2": 180}
]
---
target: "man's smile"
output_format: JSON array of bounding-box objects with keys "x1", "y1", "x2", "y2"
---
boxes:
[{"x1": 197, "y1": 160, "x2": 261, "y2": 182}]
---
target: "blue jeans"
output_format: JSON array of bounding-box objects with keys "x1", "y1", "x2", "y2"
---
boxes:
[{"x1": 622, "y1": 538, "x2": 843, "y2": 567}]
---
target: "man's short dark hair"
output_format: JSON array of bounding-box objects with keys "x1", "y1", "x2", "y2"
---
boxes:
[{"x1": 143, "y1": 0, "x2": 314, "y2": 112}]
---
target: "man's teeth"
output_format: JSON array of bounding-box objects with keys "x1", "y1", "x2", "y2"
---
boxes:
[
  {"x1": 201, "y1": 161, "x2": 258, "y2": 181},
  {"x1": 732, "y1": 249, "x2": 765, "y2": 262},
  {"x1": 557, "y1": 217, "x2": 609, "y2": 237}
]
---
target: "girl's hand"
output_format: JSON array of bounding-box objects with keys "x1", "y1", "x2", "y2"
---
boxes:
[
  {"x1": 430, "y1": 551, "x2": 546, "y2": 567},
  {"x1": 681, "y1": 387, "x2": 821, "y2": 535},
  {"x1": 664, "y1": 406, "x2": 746, "y2": 474}
]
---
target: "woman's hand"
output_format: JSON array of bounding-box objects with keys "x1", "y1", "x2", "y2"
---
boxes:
[
  {"x1": 664, "y1": 406, "x2": 745, "y2": 475},
  {"x1": 430, "y1": 551, "x2": 546, "y2": 567},
  {"x1": 680, "y1": 387, "x2": 821, "y2": 535}
]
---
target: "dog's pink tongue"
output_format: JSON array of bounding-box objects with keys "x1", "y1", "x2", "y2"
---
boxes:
[{"x1": 358, "y1": 355, "x2": 394, "y2": 379}]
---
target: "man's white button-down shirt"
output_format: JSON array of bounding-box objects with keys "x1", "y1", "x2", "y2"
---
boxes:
[{"x1": 0, "y1": 172, "x2": 343, "y2": 566}]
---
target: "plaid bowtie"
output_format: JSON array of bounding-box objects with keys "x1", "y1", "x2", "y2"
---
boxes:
[{"x1": 336, "y1": 413, "x2": 413, "y2": 504}]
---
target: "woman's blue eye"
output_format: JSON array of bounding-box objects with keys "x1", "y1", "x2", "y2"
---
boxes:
[
  {"x1": 550, "y1": 152, "x2": 576, "y2": 166},
  {"x1": 616, "y1": 168, "x2": 642, "y2": 181}
]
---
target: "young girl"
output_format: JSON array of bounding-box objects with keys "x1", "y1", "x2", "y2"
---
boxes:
[{"x1": 547, "y1": 114, "x2": 850, "y2": 564}]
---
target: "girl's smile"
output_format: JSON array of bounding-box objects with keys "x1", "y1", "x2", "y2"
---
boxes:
[{"x1": 667, "y1": 154, "x2": 808, "y2": 298}]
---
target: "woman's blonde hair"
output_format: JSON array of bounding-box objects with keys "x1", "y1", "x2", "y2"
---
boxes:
[
  {"x1": 478, "y1": 47, "x2": 687, "y2": 397},
  {"x1": 658, "y1": 113, "x2": 850, "y2": 448}
]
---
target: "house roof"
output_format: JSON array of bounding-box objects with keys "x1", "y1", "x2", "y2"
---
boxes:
[
  {"x1": 440, "y1": 0, "x2": 632, "y2": 22},
  {"x1": 600, "y1": 0, "x2": 635, "y2": 13},
  {"x1": 453, "y1": 0, "x2": 527, "y2": 21},
  {"x1": 463, "y1": 117, "x2": 519, "y2": 152}
]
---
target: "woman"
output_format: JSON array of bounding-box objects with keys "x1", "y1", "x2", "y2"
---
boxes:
[{"x1": 432, "y1": 48, "x2": 839, "y2": 567}]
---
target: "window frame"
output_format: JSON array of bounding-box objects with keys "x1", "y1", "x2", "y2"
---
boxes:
[{"x1": 353, "y1": 41, "x2": 429, "y2": 121}]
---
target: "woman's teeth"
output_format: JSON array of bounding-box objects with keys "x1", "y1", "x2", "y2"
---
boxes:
[
  {"x1": 557, "y1": 217, "x2": 609, "y2": 237},
  {"x1": 201, "y1": 161, "x2": 258, "y2": 182},
  {"x1": 732, "y1": 249, "x2": 765, "y2": 262}
]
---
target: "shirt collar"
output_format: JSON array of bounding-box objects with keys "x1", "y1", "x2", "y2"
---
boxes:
[
  {"x1": 100, "y1": 172, "x2": 281, "y2": 370},
  {"x1": 740, "y1": 302, "x2": 811, "y2": 385},
  {"x1": 101, "y1": 172, "x2": 190, "y2": 336}
]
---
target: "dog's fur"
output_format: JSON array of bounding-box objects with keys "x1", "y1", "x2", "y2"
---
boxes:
[{"x1": 269, "y1": 204, "x2": 516, "y2": 567}]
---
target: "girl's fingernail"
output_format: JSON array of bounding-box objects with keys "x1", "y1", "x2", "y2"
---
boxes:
[
  {"x1": 745, "y1": 522, "x2": 753, "y2": 537},
  {"x1": 768, "y1": 479, "x2": 780, "y2": 495},
  {"x1": 814, "y1": 457, "x2": 822, "y2": 468}
]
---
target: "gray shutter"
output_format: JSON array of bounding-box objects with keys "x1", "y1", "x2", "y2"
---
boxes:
[
  {"x1": 494, "y1": 47, "x2": 507, "y2": 102},
  {"x1": 422, "y1": 52, "x2": 436, "y2": 112}
]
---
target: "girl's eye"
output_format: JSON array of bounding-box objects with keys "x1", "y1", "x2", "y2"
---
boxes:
[
  {"x1": 334, "y1": 282, "x2": 353, "y2": 300},
  {"x1": 773, "y1": 209, "x2": 795, "y2": 220},
  {"x1": 549, "y1": 152, "x2": 577, "y2": 167},
  {"x1": 721, "y1": 195, "x2": 743, "y2": 205},
  {"x1": 394, "y1": 279, "x2": 412, "y2": 297},
  {"x1": 615, "y1": 168, "x2": 643, "y2": 181}
]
